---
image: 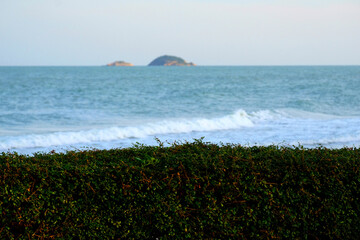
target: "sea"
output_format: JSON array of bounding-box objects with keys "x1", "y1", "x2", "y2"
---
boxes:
[{"x1": 1, "y1": 66, "x2": 359, "y2": 155}]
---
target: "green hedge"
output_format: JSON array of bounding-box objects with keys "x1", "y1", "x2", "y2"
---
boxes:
[{"x1": 1, "y1": 140, "x2": 359, "y2": 239}]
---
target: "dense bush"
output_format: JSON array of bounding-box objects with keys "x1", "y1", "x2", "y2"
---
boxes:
[{"x1": 1, "y1": 140, "x2": 359, "y2": 239}]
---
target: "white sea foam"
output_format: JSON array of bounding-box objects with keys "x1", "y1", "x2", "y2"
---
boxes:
[
  {"x1": 288, "y1": 135, "x2": 360, "y2": 148},
  {"x1": 1, "y1": 108, "x2": 360, "y2": 153},
  {"x1": 0, "y1": 109, "x2": 254, "y2": 150}
]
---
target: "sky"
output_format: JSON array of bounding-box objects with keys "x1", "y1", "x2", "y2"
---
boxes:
[{"x1": 0, "y1": 0, "x2": 360, "y2": 66}]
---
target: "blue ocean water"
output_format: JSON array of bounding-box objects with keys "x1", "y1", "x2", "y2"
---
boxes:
[{"x1": 1, "y1": 66, "x2": 360, "y2": 154}]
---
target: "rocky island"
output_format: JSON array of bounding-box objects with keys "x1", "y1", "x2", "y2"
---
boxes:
[
  {"x1": 148, "y1": 55, "x2": 195, "y2": 66},
  {"x1": 106, "y1": 61, "x2": 133, "y2": 66}
]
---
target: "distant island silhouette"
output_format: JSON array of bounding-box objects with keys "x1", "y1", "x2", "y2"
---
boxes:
[
  {"x1": 106, "y1": 55, "x2": 195, "y2": 66},
  {"x1": 148, "y1": 55, "x2": 195, "y2": 66},
  {"x1": 106, "y1": 61, "x2": 133, "y2": 66}
]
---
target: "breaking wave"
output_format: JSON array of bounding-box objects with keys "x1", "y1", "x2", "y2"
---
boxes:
[{"x1": 0, "y1": 109, "x2": 255, "y2": 150}]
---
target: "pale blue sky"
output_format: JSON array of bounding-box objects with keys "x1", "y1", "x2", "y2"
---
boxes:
[{"x1": 1, "y1": 0, "x2": 359, "y2": 65}]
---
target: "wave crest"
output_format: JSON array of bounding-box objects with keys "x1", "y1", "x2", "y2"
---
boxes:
[{"x1": 0, "y1": 109, "x2": 254, "y2": 150}]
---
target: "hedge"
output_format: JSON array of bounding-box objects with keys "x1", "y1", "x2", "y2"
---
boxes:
[{"x1": 1, "y1": 140, "x2": 359, "y2": 239}]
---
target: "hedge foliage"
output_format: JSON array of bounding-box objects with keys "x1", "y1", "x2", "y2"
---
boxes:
[{"x1": 1, "y1": 140, "x2": 360, "y2": 239}]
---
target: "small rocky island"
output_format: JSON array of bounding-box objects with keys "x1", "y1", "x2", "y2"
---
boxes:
[
  {"x1": 148, "y1": 55, "x2": 195, "y2": 66},
  {"x1": 106, "y1": 61, "x2": 133, "y2": 66}
]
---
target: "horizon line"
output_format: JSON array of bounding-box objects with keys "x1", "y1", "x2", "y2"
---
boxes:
[{"x1": 1, "y1": 64, "x2": 359, "y2": 67}]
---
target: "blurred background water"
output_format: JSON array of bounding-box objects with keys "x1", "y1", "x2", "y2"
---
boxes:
[{"x1": 1, "y1": 66, "x2": 359, "y2": 154}]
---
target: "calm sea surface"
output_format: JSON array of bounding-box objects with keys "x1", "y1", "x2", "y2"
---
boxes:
[{"x1": 1, "y1": 66, "x2": 359, "y2": 154}]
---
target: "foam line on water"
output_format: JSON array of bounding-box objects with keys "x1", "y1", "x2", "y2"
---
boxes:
[
  {"x1": 288, "y1": 135, "x2": 360, "y2": 147},
  {"x1": 0, "y1": 109, "x2": 254, "y2": 150}
]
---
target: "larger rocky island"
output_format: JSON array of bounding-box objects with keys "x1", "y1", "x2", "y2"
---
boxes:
[{"x1": 148, "y1": 55, "x2": 195, "y2": 66}]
